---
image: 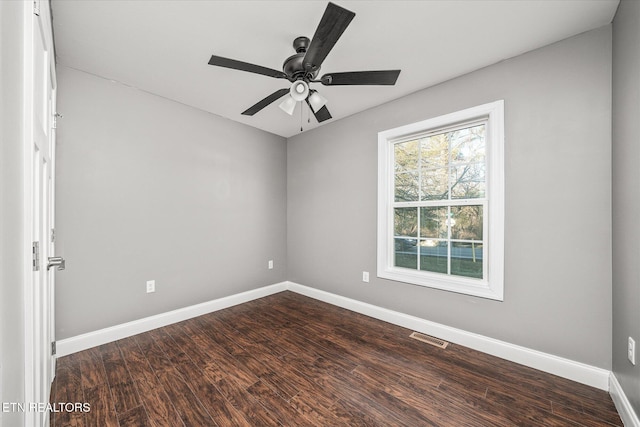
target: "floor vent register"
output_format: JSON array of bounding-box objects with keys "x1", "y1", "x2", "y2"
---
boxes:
[{"x1": 409, "y1": 332, "x2": 449, "y2": 349}]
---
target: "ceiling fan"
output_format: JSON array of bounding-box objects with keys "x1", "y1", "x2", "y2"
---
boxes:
[{"x1": 207, "y1": 2, "x2": 401, "y2": 124}]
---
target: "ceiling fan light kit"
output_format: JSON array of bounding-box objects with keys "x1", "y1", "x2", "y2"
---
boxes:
[
  {"x1": 208, "y1": 2, "x2": 401, "y2": 126},
  {"x1": 278, "y1": 95, "x2": 297, "y2": 116},
  {"x1": 308, "y1": 91, "x2": 328, "y2": 113},
  {"x1": 290, "y1": 80, "x2": 309, "y2": 102}
]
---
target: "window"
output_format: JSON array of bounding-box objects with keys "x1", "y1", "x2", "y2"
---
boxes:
[{"x1": 377, "y1": 101, "x2": 504, "y2": 300}]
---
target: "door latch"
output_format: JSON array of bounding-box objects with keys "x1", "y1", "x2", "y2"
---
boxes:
[{"x1": 47, "y1": 256, "x2": 65, "y2": 271}]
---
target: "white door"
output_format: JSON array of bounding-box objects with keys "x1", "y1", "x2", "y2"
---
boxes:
[{"x1": 25, "y1": 1, "x2": 58, "y2": 426}]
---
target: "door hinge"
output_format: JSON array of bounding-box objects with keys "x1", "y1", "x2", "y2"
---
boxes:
[
  {"x1": 33, "y1": 0, "x2": 40, "y2": 16},
  {"x1": 51, "y1": 228, "x2": 55, "y2": 243},
  {"x1": 51, "y1": 341, "x2": 56, "y2": 356},
  {"x1": 32, "y1": 241, "x2": 40, "y2": 271},
  {"x1": 53, "y1": 113, "x2": 62, "y2": 129}
]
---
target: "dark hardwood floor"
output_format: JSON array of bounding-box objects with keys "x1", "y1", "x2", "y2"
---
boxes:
[{"x1": 50, "y1": 291, "x2": 622, "y2": 426}]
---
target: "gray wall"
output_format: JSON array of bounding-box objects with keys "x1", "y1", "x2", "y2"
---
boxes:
[
  {"x1": 287, "y1": 27, "x2": 613, "y2": 368},
  {"x1": 612, "y1": 0, "x2": 640, "y2": 416},
  {"x1": 55, "y1": 67, "x2": 287, "y2": 339},
  {"x1": 0, "y1": 1, "x2": 26, "y2": 426}
]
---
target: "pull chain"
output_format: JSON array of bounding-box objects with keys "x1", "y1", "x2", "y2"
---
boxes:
[{"x1": 300, "y1": 101, "x2": 303, "y2": 132}]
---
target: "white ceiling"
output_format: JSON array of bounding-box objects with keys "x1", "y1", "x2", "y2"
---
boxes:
[{"x1": 52, "y1": 0, "x2": 619, "y2": 138}]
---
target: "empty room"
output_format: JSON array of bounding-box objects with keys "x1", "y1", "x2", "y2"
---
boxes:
[{"x1": 1, "y1": 0, "x2": 639, "y2": 426}]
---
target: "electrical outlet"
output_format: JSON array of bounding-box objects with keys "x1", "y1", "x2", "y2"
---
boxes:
[
  {"x1": 146, "y1": 280, "x2": 155, "y2": 293},
  {"x1": 268, "y1": 260, "x2": 274, "y2": 270},
  {"x1": 628, "y1": 337, "x2": 636, "y2": 365},
  {"x1": 362, "y1": 271, "x2": 369, "y2": 283}
]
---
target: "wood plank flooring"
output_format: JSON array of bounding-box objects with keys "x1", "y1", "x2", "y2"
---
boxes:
[{"x1": 50, "y1": 291, "x2": 622, "y2": 426}]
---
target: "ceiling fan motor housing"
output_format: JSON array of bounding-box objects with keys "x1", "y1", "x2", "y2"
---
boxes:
[{"x1": 283, "y1": 37, "x2": 319, "y2": 81}]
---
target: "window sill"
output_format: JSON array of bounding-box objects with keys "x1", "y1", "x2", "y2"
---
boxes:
[{"x1": 377, "y1": 266, "x2": 503, "y2": 301}]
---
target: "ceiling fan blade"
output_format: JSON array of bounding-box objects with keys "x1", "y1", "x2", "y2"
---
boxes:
[
  {"x1": 242, "y1": 88, "x2": 290, "y2": 116},
  {"x1": 306, "y1": 99, "x2": 332, "y2": 123},
  {"x1": 209, "y1": 55, "x2": 288, "y2": 79},
  {"x1": 303, "y1": 2, "x2": 355, "y2": 72},
  {"x1": 321, "y1": 70, "x2": 401, "y2": 86}
]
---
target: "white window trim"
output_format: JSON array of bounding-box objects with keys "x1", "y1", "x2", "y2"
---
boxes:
[{"x1": 377, "y1": 100, "x2": 505, "y2": 301}]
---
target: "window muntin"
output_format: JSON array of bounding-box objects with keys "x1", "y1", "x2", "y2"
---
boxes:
[{"x1": 378, "y1": 101, "x2": 504, "y2": 300}]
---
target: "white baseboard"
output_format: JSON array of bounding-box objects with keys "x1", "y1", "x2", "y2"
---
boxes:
[
  {"x1": 56, "y1": 282, "x2": 288, "y2": 357},
  {"x1": 286, "y1": 281, "x2": 611, "y2": 391},
  {"x1": 57, "y1": 280, "x2": 611, "y2": 392},
  {"x1": 610, "y1": 373, "x2": 640, "y2": 427}
]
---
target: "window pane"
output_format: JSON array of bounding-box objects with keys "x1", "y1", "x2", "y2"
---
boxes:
[
  {"x1": 395, "y1": 171, "x2": 419, "y2": 202},
  {"x1": 420, "y1": 207, "x2": 447, "y2": 238},
  {"x1": 420, "y1": 167, "x2": 449, "y2": 200},
  {"x1": 394, "y1": 140, "x2": 419, "y2": 172},
  {"x1": 421, "y1": 134, "x2": 448, "y2": 168},
  {"x1": 450, "y1": 162, "x2": 485, "y2": 199},
  {"x1": 394, "y1": 207, "x2": 417, "y2": 237},
  {"x1": 395, "y1": 238, "x2": 417, "y2": 269},
  {"x1": 450, "y1": 205, "x2": 483, "y2": 240},
  {"x1": 451, "y1": 242, "x2": 483, "y2": 279},
  {"x1": 419, "y1": 240, "x2": 448, "y2": 274},
  {"x1": 451, "y1": 124, "x2": 485, "y2": 164}
]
